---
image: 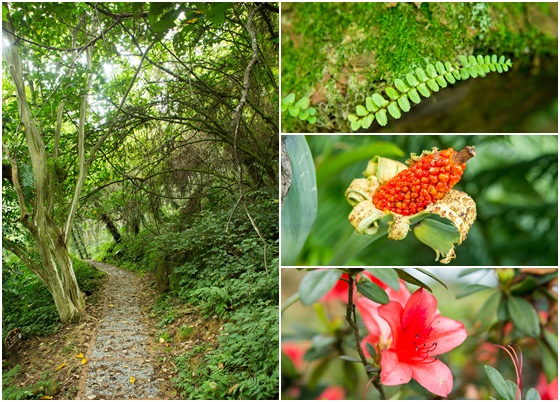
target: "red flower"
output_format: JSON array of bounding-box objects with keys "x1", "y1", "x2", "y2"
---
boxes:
[
  {"x1": 316, "y1": 385, "x2": 346, "y2": 400},
  {"x1": 377, "y1": 288, "x2": 467, "y2": 397},
  {"x1": 536, "y1": 372, "x2": 558, "y2": 400},
  {"x1": 320, "y1": 271, "x2": 379, "y2": 302}
]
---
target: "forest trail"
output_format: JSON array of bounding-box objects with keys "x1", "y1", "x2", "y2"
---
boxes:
[{"x1": 77, "y1": 261, "x2": 163, "y2": 400}]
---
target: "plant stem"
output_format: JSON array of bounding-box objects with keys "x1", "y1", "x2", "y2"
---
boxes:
[{"x1": 345, "y1": 273, "x2": 386, "y2": 400}]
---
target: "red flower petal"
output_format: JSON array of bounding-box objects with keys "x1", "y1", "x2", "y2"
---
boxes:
[{"x1": 409, "y1": 357, "x2": 454, "y2": 397}]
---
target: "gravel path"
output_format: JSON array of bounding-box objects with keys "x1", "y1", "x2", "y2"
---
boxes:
[{"x1": 78, "y1": 261, "x2": 162, "y2": 400}]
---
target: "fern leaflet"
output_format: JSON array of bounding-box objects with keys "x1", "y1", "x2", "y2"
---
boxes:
[{"x1": 348, "y1": 54, "x2": 513, "y2": 130}]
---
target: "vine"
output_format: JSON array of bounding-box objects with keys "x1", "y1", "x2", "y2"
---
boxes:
[{"x1": 348, "y1": 54, "x2": 512, "y2": 129}]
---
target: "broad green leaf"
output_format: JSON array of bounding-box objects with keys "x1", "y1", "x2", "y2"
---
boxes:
[
  {"x1": 456, "y1": 284, "x2": 492, "y2": 298},
  {"x1": 507, "y1": 295, "x2": 540, "y2": 337},
  {"x1": 371, "y1": 93, "x2": 389, "y2": 108},
  {"x1": 397, "y1": 95, "x2": 411, "y2": 112},
  {"x1": 299, "y1": 269, "x2": 342, "y2": 306},
  {"x1": 459, "y1": 55, "x2": 469, "y2": 67},
  {"x1": 395, "y1": 269, "x2": 432, "y2": 293},
  {"x1": 510, "y1": 275, "x2": 538, "y2": 295},
  {"x1": 426, "y1": 79, "x2": 440, "y2": 92},
  {"x1": 459, "y1": 268, "x2": 487, "y2": 277},
  {"x1": 149, "y1": 2, "x2": 172, "y2": 25},
  {"x1": 387, "y1": 102, "x2": 401, "y2": 119},
  {"x1": 315, "y1": 141, "x2": 403, "y2": 186},
  {"x1": 307, "y1": 116, "x2": 317, "y2": 124},
  {"x1": 416, "y1": 67, "x2": 428, "y2": 81},
  {"x1": 445, "y1": 61, "x2": 454, "y2": 72},
  {"x1": 150, "y1": 10, "x2": 179, "y2": 33},
  {"x1": 2, "y1": 4, "x2": 8, "y2": 22},
  {"x1": 444, "y1": 72, "x2": 456, "y2": 84},
  {"x1": 281, "y1": 352, "x2": 299, "y2": 379},
  {"x1": 348, "y1": 114, "x2": 359, "y2": 122},
  {"x1": 394, "y1": 78, "x2": 409, "y2": 93},
  {"x1": 467, "y1": 66, "x2": 478, "y2": 78},
  {"x1": 453, "y1": 69, "x2": 463, "y2": 80},
  {"x1": 475, "y1": 290, "x2": 501, "y2": 332},
  {"x1": 357, "y1": 280, "x2": 389, "y2": 304},
  {"x1": 307, "y1": 357, "x2": 331, "y2": 388},
  {"x1": 308, "y1": 107, "x2": 317, "y2": 116},
  {"x1": 365, "y1": 268, "x2": 399, "y2": 290},
  {"x1": 417, "y1": 83, "x2": 430, "y2": 98},
  {"x1": 468, "y1": 55, "x2": 477, "y2": 65},
  {"x1": 375, "y1": 109, "x2": 388, "y2": 126},
  {"x1": 281, "y1": 136, "x2": 317, "y2": 265},
  {"x1": 298, "y1": 110, "x2": 309, "y2": 120},
  {"x1": 408, "y1": 88, "x2": 421, "y2": 104},
  {"x1": 475, "y1": 64, "x2": 486, "y2": 76},
  {"x1": 283, "y1": 93, "x2": 296, "y2": 105},
  {"x1": 356, "y1": 105, "x2": 368, "y2": 116},
  {"x1": 205, "y1": 2, "x2": 232, "y2": 25},
  {"x1": 385, "y1": 86, "x2": 399, "y2": 100},
  {"x1": 538, "y1": 339, "x2": 558, "y2": 382},
  {"x1": 406, "y1": 73, "x2": 419, "y2": 86},
  {"x1": 485, "y1": 365, "x2": 513, "y2": 400},
  {"x1": 413, "y1": 218, "x2": 460, "y2": 261},
  {"x1": 295, "y1": 97, "x2": 310, "y2": 110},
  {"x1": 436, "y1": 61, "x2": 446, "y2": 74},
  {"x1": 505, "y1": 380, "x2": 520, "y2": 400},
  {"x1": 460, "y1": 68, "x2": 470, "y2": 80},
  {"x1": 525, "y1": 388, "x2": 541, "y2": 400},
  {"x1": 339, "y1": 355, "x2": 361, "y2": 362},
  {"x1": 543, "y1": 329, "x2": 558, "y2": 354}
]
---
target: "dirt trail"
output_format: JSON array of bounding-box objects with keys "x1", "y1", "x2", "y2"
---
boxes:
[{"x1": 77, "y1": 261, "x2": 162, "y2": 400}]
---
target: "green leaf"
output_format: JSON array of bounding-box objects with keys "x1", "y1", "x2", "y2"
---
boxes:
[
  {"x1": 485, "y1": 365, "x2": 513, "y2": 400},
  {"x1": 375, "y1": 109, "x2": 388, "y2": 126},
  {"x1": 426, "y1": 64, "x2": 437, "y2": 78},
  {"x1": 460, "y1": 68, "x2": 470, "y2": 80},
  {"x1": 406, "y1": 73, "x2": 419, "y2": 86},
  {"x1": 468, "y1": 55, "x2": 477, "y2": 66},
  {"x1": 408, "y1": 88, "x2": 421, "y2": 104},
  {"x1": 205, "y1": 2, "x2": 232, "y2": 25},
  {"x1": 385, "y1": 86, "x2": 399, "y2": 100},
  {"x1": 308, "y1": 107, "x2": 317, "y2": 116},
  {"x1": 467, "y1": 66, "x2": 479, "y2": 78},
  {"x1": 475, "y1": 290, "x2": 502, "y2": 332},
  {"x1": 444, "y1": 72, "x2": 456, "y2": 84},
  {"x1": 348, "y1": 114, "x2": 359, "y2": 122},
  {"x1": 506, "y1": 295, "x2": 540, "y2": 337},
  {"x1": 2, "y1": 4, "x2": 8, "y2": 22},
  {"x1": 397, "y1": 95, "x2": 411, "y2": 112},
  {"x1": 499, "y1": 55, "x2": 505, "y2": 64},
  {"x1": 459, "y1": 55, "x2": 469, "y2": 68},
  {"x1": 283, "y1": 93, "x2": 296, "y2": 105},
  {"x1": 543, "y1": 329, "x2": 558, "y2": 354},
  {"x1": 426, "y1": 78, "x2": 440, "y2": 92},
  {"x1": 491, "y1": 54, "x2": 498, "y2": 63},
  {"x1": 365, "y1": 97, "x2": 377, "y2": 112},
  {"x1": 538, "y1": 339, "x2": 558, "y2": 382},
  {"x1": 295, "y1": 97, "x2": 310, "y2": 110},
  {"x1": 497, "y1": 64, "x2": 504, "y2": 73},
  {"x1": 288, "y1": 106, "x2": 299, "y2": 117},
  {"x1": 350, "y1": 120, "x2": 362, "y2": 131},
  {"x1": 339, "y1": 355, "x2": 362, "y2": 362},
  {"x1": 357, "y1": 280, "x2": 389, "y2": 304},
  {"x1": 387, "y1": 102, "x2": 401, "y2": 119},
  {"x1": 281, "y1": 136, "x2": 318, "y2": 265},
  {"x1": 307, "y1": 358, "x2": 331, "y2": 388},
  {"x1": 459, "y1": 268, "x2": 487, "y2": 277},
  {"x1": 525, "y1": 388, "x2": 541, "y2": 400},
  {"x1": 356, "y1": 105, "x2": 368, "y2": 116},
  {"x1": 150, "y1": 10, "x2": 179, "y2": 33},
  {"x1": 307, "y1": 116, "x2": 317, "y2": 124},
  {"x1": 149, "y1": 2, "x2": 172, "y2": 25},
  {"x1": 417, "y1": 83, "x2": 430, "y2": 98},
  {"x1": 365, "y1": 268, "x2": 400, "y2": 291},
  {"x1": 436, "y1": 61, "x2": 446, "y2": 75},
  {"x1": 361, "y1": 114, "x2": 374, "y2": 129},
  {"x1": 395, "y1": 269, "x2": 432, "y2": 293},
  {"x1": 299, "y1": 269, "x2": 342, "y2": 306},
  {"x1": 510, "y1": 275, "x2": 538, "y2": 295},
  {"x1": 298, "y1": 110, "x2": 309, "y2": 121},
  {"x1": 371, "y1": 93, "x2": 389, "y2": 108},
  {"x1": 365, "y1": 342, "x2": 377, "y2": 360},
  {"x1": 436, "y1": 75, "x2": 447, "y2": 87},
  {"x1": 456, "y1": 284, "x2": 492, "y2": 298},
  {"x1": 415, "y1": 268, "x2": 448, "y2": 289},
  {"x1": 394, "y1": 78, "x2": 409, "y2": 93},
  {"x1": 416, "y1": 67, "x2": 429, "y2": 82},
  {"x1": 413, "y1": 218, "x2": 460, "y2": 262}
]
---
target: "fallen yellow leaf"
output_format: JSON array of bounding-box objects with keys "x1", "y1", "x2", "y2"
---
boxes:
[
  {"x1": 54, "y1": 361, "x2": 66, "y2": 371},
  {"x1": 227, "y1": 383, "x2": 239, "y2": 394},
  {"x1": 40, "y1": 396, "x2": 53, "y2": 400},
  {"x1": 130, "y1": 376, "x2": 135, "y2": 384},
  {"x1": 75, "y1": 353, "x2": 84, "y2": 359},
  {"x1": 108, "y1": 304, "x2": 115, "y2": 308},
  {"x1": 81, "y1": 358, "x2": 87, "y2": 365}
]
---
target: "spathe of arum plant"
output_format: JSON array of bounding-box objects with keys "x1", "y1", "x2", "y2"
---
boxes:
[
  {"x1": 341, "y1": 146, "x2": 477, "y2": 264},
  {"x1": 348, "y1": 54, "x2": 513, "y2": 129}
]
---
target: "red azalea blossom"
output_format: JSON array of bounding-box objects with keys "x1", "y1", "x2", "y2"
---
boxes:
[
  {"x1": 377, "y1": 288, "x2": 467, "y2": 397},
  {"x1": 536, "y1": 372, "x2": 558, "y2": 400},
  {"x1": 316, "y1": 385, "x2": 346, "y2": 400}
]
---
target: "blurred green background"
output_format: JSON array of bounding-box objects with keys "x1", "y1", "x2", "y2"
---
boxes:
[{"x1": 286, "y1": 135, "x2": 558, "y2": 266}]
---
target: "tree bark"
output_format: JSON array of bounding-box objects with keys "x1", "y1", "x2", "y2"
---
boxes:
[{"x1": 2, "y1": 9, "x2": 85, "y2": 323}]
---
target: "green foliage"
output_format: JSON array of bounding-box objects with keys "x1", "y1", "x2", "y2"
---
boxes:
[
  {"x1": 2, "y1": 365, "x2": 33, "y2": 400},
  {"x1": 348, "y1": 55, "x2": 513, "y2": 129},
  {"x1": 281, "y1": 93, "x2": 317, "y2": 124},
  {"x1": 2, "y1": 256, "x2": 105, "y2": 340}
]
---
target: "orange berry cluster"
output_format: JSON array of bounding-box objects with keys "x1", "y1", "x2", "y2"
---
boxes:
[{"x1": 373, "y1": 148, "x2": 467, "y2": 216}]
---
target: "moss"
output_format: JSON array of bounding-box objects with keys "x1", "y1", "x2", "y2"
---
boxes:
[{"x1": 282, "y1": 2, "x2": 558, "y2": 132}]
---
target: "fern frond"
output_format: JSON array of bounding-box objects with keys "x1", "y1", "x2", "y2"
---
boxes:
[{"x1": 348, "y1": 54, "x2": 513, "y2": 130}]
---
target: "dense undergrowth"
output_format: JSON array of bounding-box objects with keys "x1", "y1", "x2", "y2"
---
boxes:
[{"x1": 104, "y1": 191, "x2": 280, "y2": 399}]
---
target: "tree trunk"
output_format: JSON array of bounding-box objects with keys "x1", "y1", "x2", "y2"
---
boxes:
[{"x1": 101, "y1": 212, "x2": 122, "y2": 243}]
